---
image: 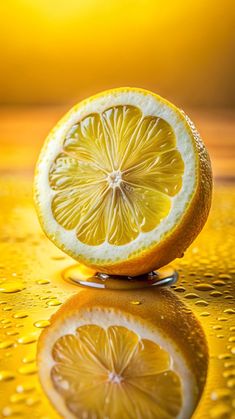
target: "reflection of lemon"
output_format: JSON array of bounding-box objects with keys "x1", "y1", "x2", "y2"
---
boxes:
[
  {"x1": 37, "y1": 289, "x2": 207, "y2": 419},
  {"x1": 34, "y1": 87, "x2": 212, "y2": 276}
]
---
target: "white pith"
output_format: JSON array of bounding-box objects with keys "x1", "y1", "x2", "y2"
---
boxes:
[
  {"x1": 34, "y1": 89, "x2": 197, "y2": 262},
  {"x1": 38, "y1": 307, "x2": 198, "y2": 419}
]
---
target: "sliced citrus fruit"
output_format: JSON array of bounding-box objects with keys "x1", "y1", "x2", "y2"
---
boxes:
[
  {"x1": 34, "y1": 87, "x2": 212, "y2": 275},
  {"x1": 37, "y1": 289, "x2": 207, "y2": 419}
]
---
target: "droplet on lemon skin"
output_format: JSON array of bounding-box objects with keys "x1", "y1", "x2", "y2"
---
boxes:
[{"x1": 0, "y1": 370, "x2": 15, "y2": 382}]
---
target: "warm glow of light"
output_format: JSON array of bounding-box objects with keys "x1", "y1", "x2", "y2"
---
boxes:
[{"x1": 0, "y1": 0, "x2": 235, "y2": 106}]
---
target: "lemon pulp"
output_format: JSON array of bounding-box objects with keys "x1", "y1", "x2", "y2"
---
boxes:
[
  {"x1": 51, "y1": 324, "x2": 182, "y2": 418},
  {"x1": 49, "y1": 105, "x2": 184, "y2": 246}
]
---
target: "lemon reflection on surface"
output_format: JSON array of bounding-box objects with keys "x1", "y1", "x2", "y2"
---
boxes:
[{"x1": 37, "y1": 283, "x2": 208, "y2": 419}]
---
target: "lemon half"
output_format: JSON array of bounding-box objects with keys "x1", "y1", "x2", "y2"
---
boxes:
[{"x1": 34, "y1": 88, "x2": 212, "y2": 275}]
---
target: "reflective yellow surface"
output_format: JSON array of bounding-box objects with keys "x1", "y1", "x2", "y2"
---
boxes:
[{"x1": 0, "y1": 173, "x2": 235, "y2": 418}]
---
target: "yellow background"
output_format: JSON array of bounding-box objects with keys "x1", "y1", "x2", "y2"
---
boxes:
[{"x1": 1, "y1": 0, "x2": 235, "y2": 106}]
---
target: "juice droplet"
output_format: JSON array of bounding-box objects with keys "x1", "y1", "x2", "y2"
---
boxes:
[
  {"x1": 36, "y1": 279, "x2": 50, "y2": 285},
  {"x1": 195, "y1": 300, "x2": 209, "y2": 306},
  {"x1": 46, "y1": 299, "x2": 62, "y2": 306},
  {"x1": 210, "y1": 291, "x2": 223, "y2": 297},
  {"x1": 0, "y1": 340, "x2": 15, "y2": 349},
  {"x1": 17, "y1": 334, "x2": 38, "y2": 345},
  {"x1": 33, "y1": 320, "x2": 50, "y2": 328},
  {"x1": 130, "y1": 301, "x2": 141, "y2": 305},
  {"x1": 0, "y1": 370, "x2": 15, "y2": 382},
  {"x1": 18, "y1": 363, "x2": 37, "y2": 375},
  {"x1": 194, "y1": 283, "x2": 215, "y2": 291},
  {"x1": 224, "y1": 308, "x2": 235, "y2": 315},
  {"x1": 13, "y1": 313, "x2": 28, "y2": 319},
  {"x1": 0, "y1": 281, "x2": 25, "y2": 293}
]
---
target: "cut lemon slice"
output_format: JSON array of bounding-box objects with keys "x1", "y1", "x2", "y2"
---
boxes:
[
  {"x1": 34, "y1": 87, "x2": 212, "y2": 275},
  {"x1": 37, "y1": 290, "x2": 207, "y2": 419}
]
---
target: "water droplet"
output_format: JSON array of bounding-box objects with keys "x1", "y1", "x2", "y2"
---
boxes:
[
  {"x1": 195, "y1": 300, "x2": 209, "y2": 306},
  {"x1": 228, "y1": 336, "x2": 235, "y2": 343},
  {"x1": 0, "y1": 340, "x2": 15, "y2": 349},
  {"x1": 174, "y1": 286, "x2": 185, "y2": 293},
  {"x1": 211, "y1": 388, "x2": 231, "y2": 400},
  {"x1": 9, "y1": 393, "x2": 27, "y2": 403},
  {"x1": 200, "y1": 311, "x2": 210, "y2": 317},
  {"x1": 25, "y1": 396, "x2": 40, "y2": 406},
  {"x1": 204, "y1": 272, "x2": 214, "y2": 277},
  {"x1": 184, "y1": 293, "x2": 199, "y2": 299},
  {"x1": 224, "y1": 308, "x2": 235, "y2": 315},
  {"x1": 16, "y1": 383, "x2": 35, "y2": 393},
  {"x1": 194, "y1": 283, "x2": 215, "y2": 291},
  {"x1": 227, "y1": 378, "x2": 235, "y2": 388},
  {"x1": 6, "y1": 331, "x2": 19, "y2": 336},
  {"x1": 223, "y1": 369, "x2": 235, "y2": 378},
  {"x1": 130, "y1": 301, "x2": 141, "y2": 305},
  {"x1": 22, "y1": 354, "x2": 36, "y2": 364},
  {"x1": 13, "y1": 312, "x2": 28, "y2": 319},
  {"x1": 218, "y1": 317, "x2": 228, "y2": 322},
  {"x1": 216, "y1": 335, "x2": 224, "y2": 339},
  {"x1": 230, "y1": 326, "x2": 235, "y2": 332},
  {"x1": 213, "y1": 325, "x2": 222, "y2": 330},
  {"x1": 18, "y1": 363, "x2": 37, "y2": 375},
  {"x1": 0, "y1": 281, "x2": 25, "y2": 293},
  {"x1": 210, "y1": 291, "x2": 223, "y2": 297},
  {"x1": 0, "y1": 370, "x2": 15, "y2": 382},
  {"x1": 231, "y1": 347, "x2": 235, "y2": 355},
  {"x1": 36, "y1": 279, "x2": 50, "y2": 285},
  {"x1": 2, "y1": 406, "x2": 23, "y2": 417},
  {"x1": 210, "y1": 403, "x2": 231, "y2": 418},
  {"x1": 218, "y1": 353, "x2": 231, "y2": 360},
  {"x1": 212, "y1": 280, "x2": 226, "y2": 286},
  {"x1": 46, "y1": 299, "x2": 62, "y2": 306},
  {"x1": 17, "y1": 334, "x2": 38, "y2": 345},
  {"x1": 218, "y1": 274, "x2": 232, "y2": 280},
  {"x1": 1, "y1": 319, "x2": 11, "y2": 325},
  {"x1": 224, "y1": 361, "x2": 235, "y2": 369},
  {"x1": 33, "y1": 320, "x2": 50, "y2": 328}
]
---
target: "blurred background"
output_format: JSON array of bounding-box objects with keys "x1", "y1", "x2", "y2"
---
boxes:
[{"x1": 0, "y1": 0, "x2": 234, "y2": 177}]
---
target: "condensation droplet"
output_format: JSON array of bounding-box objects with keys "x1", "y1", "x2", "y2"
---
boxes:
[
  {"x1": 0, "y1": 370, "x2": 15, "y2": 382},
  {"x1": 195, "y1": 300, "x2": 209, "y2": 306},
  {"x1": 17, "y1": 334, "x2": 38, "y2": 345},
  {"x1": 130, "y1": 301, "x2": 141, "y2": 305},
  {"x1": 194, "y1": 283, "x2": 215, "y2": 291},
  {"x1": 18, "y1": 363, "x2": 37, "y2": 375},
  {"x1": 46, "y1": 299, "x2": 62, "y2": 306},
  {"x1": 36, "y1": 280, "x2": 50, "y2": 285},
  {"x1": 33, "y1": 320, "x2": 50, "y2": 328},
  {"x1": 0, "y1": 340, "x2": 15, "y2": 349}
]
